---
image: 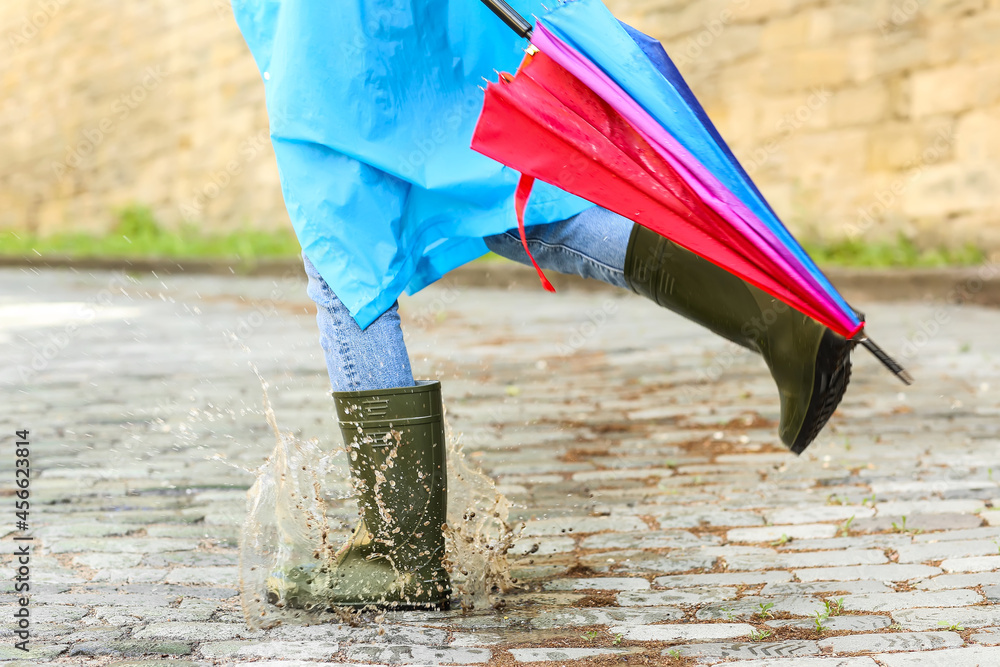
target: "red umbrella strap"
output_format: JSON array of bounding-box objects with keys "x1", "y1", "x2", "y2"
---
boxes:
[{"x1": 515, "y1": 174, "x2": 556, "y2": 293}]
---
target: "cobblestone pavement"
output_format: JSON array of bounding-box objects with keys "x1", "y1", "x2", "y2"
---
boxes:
[{"x1": 3, "y1": 267, "x2": 1000, "y2": 666}]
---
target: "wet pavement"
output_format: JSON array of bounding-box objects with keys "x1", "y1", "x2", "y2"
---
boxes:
[{"x1": 3, "y1": 266, "x2": 1000, "y2": 666}]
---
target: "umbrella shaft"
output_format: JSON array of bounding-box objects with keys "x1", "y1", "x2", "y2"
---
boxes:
[
  {"x1": 860, "y1": 338, "x2": 914, "y2": 385},
  {"x1": 480, "y1": 0, "x2": 533, "y2": 38}
]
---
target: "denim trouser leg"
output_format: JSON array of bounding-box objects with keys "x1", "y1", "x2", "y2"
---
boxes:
[
  {"x1": 304, "y1": 253, "x2": 415, "y2": 392},
  {"x1": 482, "y1": 206, "x2": 632, "y2": 289},
  {"x1": 304, "y1": 206, "x2": 634, "y2": 392}
]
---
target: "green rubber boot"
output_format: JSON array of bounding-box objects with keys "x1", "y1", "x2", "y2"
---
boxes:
[
  {"x1": 624, "y1": 225, "x2": 853, "y2": 454},
  {"x1": 267, "y1": 380, "x2": 451, "y2": 610}
]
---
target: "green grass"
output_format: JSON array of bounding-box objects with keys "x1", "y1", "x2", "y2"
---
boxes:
[
  {"x1": 1, "y1": 206, "x2": 987, "y2": 269},
  {"x1": 803, "y1": 234, "x2": 986, "y2": 268},
  {"x1": 1, "y1": 205, "x2": 300, "y2": 263},
  {"x1": 480, "y1": 233, "x2": 986, "y2": 268}
]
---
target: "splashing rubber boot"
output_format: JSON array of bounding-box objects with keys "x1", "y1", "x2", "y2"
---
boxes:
[
  {"x1": 267, "y1": 380, "x2": 450, "y2": 610},
  {"x1": 624, "y1": 225, "x2": 853, "y2": 454}
]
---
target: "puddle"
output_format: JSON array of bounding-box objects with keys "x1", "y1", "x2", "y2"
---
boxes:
[{"x1": 239, "y1": 374, "x2": 518, "y2": 629}]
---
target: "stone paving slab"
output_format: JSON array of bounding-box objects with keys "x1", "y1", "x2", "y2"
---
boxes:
[
  {"x1": 695, "y1": 595, "x2": 827, "y2": 620},
  {"x1": 794, "y1": 564, "x2": 942, "y2": 582},
  {"x1": 969, "y1": 627, "x2": 1000, "y2": 644},
  {"x1": 612, "y1": 623, "x2": 756, "y2": 641},
  {"x1": 543, "y1": 577, "x2": 650, "y2": 591},
  {"x1": 941, "y1": 555, "x2": 1000, "y2": 572},
  {"x1": 707, "y1": 659, "x2": 879, "y2": 667},
  {"x1": 818, "y1": 631, "x2": 962, "y2": 653},
  {"x1": 875, "y1": 645, "x2": 1000, "y2": 665},
  {"x1": 892, "y1": 607, "x2": 1000, "y2": 630},
  {"x1": 760, "y1": 581, "x2": 894, "y2": 596},
  {"x1": 839, "y1": 590, "x2": 983, "y2": 612},
  {"x1": 727, "y1": 524, "x2": 838, "y2": 542},
  {"x1": 344, "y1": 646, "x2": 491, "y2": 664},
  {"x1": 896, "y1": 539, "x2": 1000, "y2": 563},
  {"x1": 4, "y1": 269, "x2": 1000, "y2": 664},
  {"x1": 676, "y1": 639, "x2": 821, "y2": 660},
  {"x1": 508, "y1": 647, "x2": 629, "y2": 661},
  {"x1": 654, "y1": 572, "x2": 793, "y2": 588},
  {"x1": 767, "y1": 615, "x2": 892, "y2": 632},
  {"x1": 529, "y1": 606, "x2": 683, "y2": 629},
  {"x1": 617, "y1": 587, "x2": 739, "y2": 607}
]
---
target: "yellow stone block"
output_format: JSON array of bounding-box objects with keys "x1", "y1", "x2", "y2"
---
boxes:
[
  {"x1": 866, "y1": 125, "x2": 922, "y2": 172},
  {"x1": 956, "y1": 107, "x2": 1000, "y2": 163},
  {"x1": 830, "y1": 83, "x2": 890, "y2": 127},
  {"x1": 765, "y1": 47, "x2": 851, "y2": 93},
  {"x1": 760, "y1": 14, "x2": 812, "y2": 51},
  {"x1": 910, "y1": 64, "x2": 977, "y2": 118},
  {"x1": 901, "y1": 162, "x2": 999, "y2": 218}
]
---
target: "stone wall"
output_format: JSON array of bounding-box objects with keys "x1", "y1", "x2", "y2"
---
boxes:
[
  {"x1": 618, "y1": 0, "x2": 1000, "y2": 251},
  {"x1": 2, "y1": 0, "x2": 998, "y2": 251},
  {"x1": 0, "y1": 0, "x2": 280, "y2": 235}
]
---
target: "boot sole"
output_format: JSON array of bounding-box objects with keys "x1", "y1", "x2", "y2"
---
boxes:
[
  {"x1": 273, "y1": 598, "x2": 452, "y2": 613},
  {"x1": 329, "y1": 598, "x2": 451, "y2": 612},
  {"x1": 790, "y1": 329, "x2": 853, "y2": 455},
  {"x1": 267, "y1": 583, "x2": 452, "y2": 613}
]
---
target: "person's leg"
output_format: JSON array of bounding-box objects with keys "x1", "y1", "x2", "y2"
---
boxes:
[
  {"x1": 282, "y1": 254, "x2": 449, "y2": 610},
  {"x1": 483, "y1": 206, "x2": 632, "y2": 289},
  {"x1": 622, "y1": 224, "x2": 852, "y2": 453},
  {"x1": 304, "y1": 253, "x2": 414, "y2": 392},
  {"x1": 486, "y1": 207, "x2": 852, "y2": 454}
]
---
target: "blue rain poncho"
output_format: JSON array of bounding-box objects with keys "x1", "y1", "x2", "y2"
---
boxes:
[{"x1": 233, "y1": 0, "x2": 589, "y2": 328}]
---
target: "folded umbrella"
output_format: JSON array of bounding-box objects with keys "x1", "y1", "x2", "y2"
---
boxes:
[{"x1": 472, "y1": 0, "x2": 911, "y2": 383}]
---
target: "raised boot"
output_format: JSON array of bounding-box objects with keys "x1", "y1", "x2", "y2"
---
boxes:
[
  {"x1": 267, "y1": 380, "x2": 450, "y2": 609},
  {"x1": 624, "y1": 225, "x2": 853, "y2": 454}
]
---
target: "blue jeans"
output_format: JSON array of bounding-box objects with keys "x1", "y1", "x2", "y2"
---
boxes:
[{"x1": 305, "y1": 206, "x2": 633, "y2": 392}]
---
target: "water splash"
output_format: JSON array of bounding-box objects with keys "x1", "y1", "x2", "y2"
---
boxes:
[
  {"x1": 442, "y1": 419, "x2": 519, "y2": 612},
  {"x1": 239, "y1": 375, "x2": 518, "y2": 629}
]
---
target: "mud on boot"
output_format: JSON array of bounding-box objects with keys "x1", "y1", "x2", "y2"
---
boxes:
[{"x1": 266, "y1": 380, "x2": 451, "y2": 610}]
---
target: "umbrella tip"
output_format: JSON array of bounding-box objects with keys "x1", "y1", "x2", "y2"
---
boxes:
[{"x1": 858, "y1": 337, "x2": 913, "y2": 386}]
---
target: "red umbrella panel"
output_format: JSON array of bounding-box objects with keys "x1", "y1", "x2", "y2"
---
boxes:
[{"x1": 473, "y1": 51, "x2": 840, "y2": 333}]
